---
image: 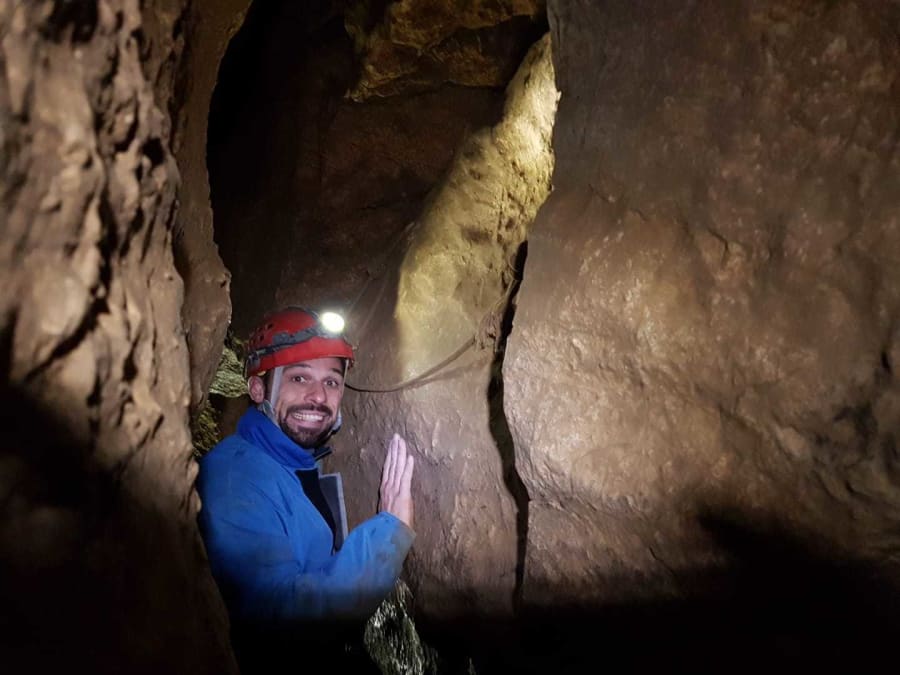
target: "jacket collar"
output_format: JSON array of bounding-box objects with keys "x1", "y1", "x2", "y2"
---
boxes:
[{"x1": 237, "y1": 407, "x2": 317, "y2": 471}]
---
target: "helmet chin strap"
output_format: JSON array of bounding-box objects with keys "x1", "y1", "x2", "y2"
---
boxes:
[
  {"x1": 257, "y1": 366, "x2": 283, "y2": 425},
  {"x1": 330, "y1": 362, "x2": 347, "y2": 435}
]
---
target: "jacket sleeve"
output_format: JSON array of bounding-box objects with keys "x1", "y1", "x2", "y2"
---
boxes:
[{"x1": 199, "y1": 475, "x2": 415, "y2": 623}]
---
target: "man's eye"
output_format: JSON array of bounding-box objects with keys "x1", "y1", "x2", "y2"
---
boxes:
[
  {"x1": 326, "y1": 379, "x2": 340, "y2": 388},
  {"x1": 292, "y1": 376, "x2": 307, "y2": 383}
]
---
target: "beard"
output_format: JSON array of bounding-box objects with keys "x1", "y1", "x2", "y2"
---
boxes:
[{"x1": 279, "y1": 404, "x2": 335, "y2": 449}]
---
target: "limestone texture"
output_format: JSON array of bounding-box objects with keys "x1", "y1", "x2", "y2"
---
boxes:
[
  {"x1": 171, "y1": 0, "x2": 249, "y2": 411},
  {"x1": 506, "y1": 0, "x2": 900, "y2": 630},
  {"x1": 0, "y1": 0, "x2": 235, "y2": 671},
  {"x1": 332, "y1": 34, "x2": 557, "y2": 619},
  {"x1": 8, "y1": 0, "x2": 899, "y2": 670},
  {"x1": 344, "y1": 0, "x2": 546, "y2": 99},
  {"x1": 205, "y1": 0, "x2": 557, "y2": 624},
  {"x1": 209, "y1": 1, "x2": 507, "y2": 338}
]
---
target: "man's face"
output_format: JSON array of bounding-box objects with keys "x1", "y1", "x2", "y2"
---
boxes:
[{"x1": 252, "y1": 357, "x2": 346, "y2": 449}]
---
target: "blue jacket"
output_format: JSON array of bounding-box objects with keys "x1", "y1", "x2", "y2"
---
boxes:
[{"x1": 197, "y1": 408, "x2": 414, "y2": 623}]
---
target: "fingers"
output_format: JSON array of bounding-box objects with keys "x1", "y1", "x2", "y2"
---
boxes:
[
  {"x1": 377, "y1": 434, "x2": 415, "y2": 529},
  {"x1": 394, "y1": 435, "x2": 407, "y2": 488},
  {"x1": 400, "y1": 453, "x2": 414, "y2": 529},
  {"x1": 381, "y1": 435, "x2": 395, "y2": 489},
  {"x1": 390, "y1": 434, "x2": 405, "y2": 491},
  {"x1": 401, "y1": 453, "x2": 414, "y2": 496},
  {"x1": 382, "y1": 434, "x2": 403, "y2": 487},
  {"x1": 382, "y1": 434, "x2": 409, "y2": 492},
  {"x1": 388, "y1": 434, "x2": 400, "y2": 487}
]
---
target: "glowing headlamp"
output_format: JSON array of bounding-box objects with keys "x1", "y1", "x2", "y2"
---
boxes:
[{"x1": 319, "y1": 311, "x2": 345, "y2": 335}]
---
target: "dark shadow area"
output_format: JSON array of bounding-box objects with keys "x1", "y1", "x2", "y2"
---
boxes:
[
  {"x1": 7, "y1": 365, "x2": 899, "y2": 675},
  {"x1": 415, "y1": 510, "x2": 900, "y2": 674},
  {"x1": 206, "y1": 0, "x2": 507, "y2": 336},
  {"x1": 0, "y1": 383, "x2": 234, "y2": 674},
  {"x1": 207, "y1": 0, "x2": 349, "y2": 335},
  {"x1": 208, "y1": 391, "x2": 250, "y2": 444},
  {"x1": 487, "y1": 240, "x2": 531, "y2": 611},
  {"x1": 227, "y1": 616, "x2": 379, "y2": 675}
]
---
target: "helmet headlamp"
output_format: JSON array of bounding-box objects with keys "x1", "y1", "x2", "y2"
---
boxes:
[
  {"x1": 244, "y1": 307, "x2": 354, "y2": 378},
  {"x1": 319, "y1": 311, "x2": 345, "y2": 335}
]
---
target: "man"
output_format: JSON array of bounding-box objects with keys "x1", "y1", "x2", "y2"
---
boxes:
[{"x1": 197, "y1": 307, "x2": 415, "y2": 671}]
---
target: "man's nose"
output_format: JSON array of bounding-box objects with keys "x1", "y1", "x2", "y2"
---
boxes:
[{"x1": 304, "y1": 381, "x2": 327, "y2": 404}]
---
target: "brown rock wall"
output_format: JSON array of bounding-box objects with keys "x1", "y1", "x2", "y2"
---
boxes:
[
  {"x1": 505, "y1": 0, "x2": 900, "y2": 609},
  {"x1": 0, "y1": 0, "x2": 235, "y2": 670},
  {"x1": 170, "y1": 0, "x2": 249, "y2": 410},
  {"x1": 209, "y1": 2, "x2": 506, "y2": 336},
  {"x1": 332, "y1": 34, "x2": 557, "y2": 619},
  {"x1": 344, "y1": 0, "x2": 546, "y2": 99}
]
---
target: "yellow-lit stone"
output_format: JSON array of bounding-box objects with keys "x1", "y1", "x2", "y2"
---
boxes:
[{"x1": 395, "y1": 33, "x2": 557, "y2": 379}]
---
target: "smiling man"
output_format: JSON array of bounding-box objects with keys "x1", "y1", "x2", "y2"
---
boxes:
[
  {"x1": 196, "y1": 307, "x2": 415, "y2": 673},
  {"x1": 258, "y1": 358, "x2": 345, "y2": 449}
]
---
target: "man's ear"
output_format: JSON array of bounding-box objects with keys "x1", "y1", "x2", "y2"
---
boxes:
[{"x1": 248, "y1": 376, "x2": 266, "y2": 404}]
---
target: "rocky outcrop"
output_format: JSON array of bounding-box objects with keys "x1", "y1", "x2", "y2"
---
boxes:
[
  {"x1": 333, "y1": 34, "x2": 557, "y2": 619},
  {"x1": 170, "y1": 0, "x2": 249, "y2": 411},
  {"x1": 505, "y1": 0, "x2": 900, "y2": 660},
  {"x1": 208, "y1": 1, "x2": 508, "y2": 337},
  {"x1": 8, "y1": 0, "x2": 897, "y2": 670},
  {"x1": 344, "y1": 0, "x2": 546, "y2": 100},
  {"x1": 0, "y1": 0, "x2": 235, "y2": 670}
]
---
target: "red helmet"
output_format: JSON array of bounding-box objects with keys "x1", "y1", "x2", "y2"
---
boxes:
[{"x1": 245, "y1": 307, "x2": 354, "y2": 378}]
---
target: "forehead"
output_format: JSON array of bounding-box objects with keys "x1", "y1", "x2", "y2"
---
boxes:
[{"x1": 283, "y1": 357, "x2": 345, "y2": 376}]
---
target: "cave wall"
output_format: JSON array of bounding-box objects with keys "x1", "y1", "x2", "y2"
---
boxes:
[
  {"x1": 7, "y1": 0, "x2": 892, "y2": 668},
  {"x1": 209, "y1": 3, "x2": 898, "y2": 651},
  {"x1": 506, "y1": 0, "x2": 900, "y2": 632},
  {"x1": 206, "y1": 0, "x2": 556, "y2": 619},
  {"x1": 209, "y1": 2, "x2": 517, "y2": 340},
  {"x1": 0, "y1": 0, "x2": 235, "y2": 671},
  {"x1": 344, "y1": 0, "x2": 545, "y2": 100},
  {"x1": 171, "y1": 0, "x2": 248, "y2": 410},
  {"x1": 209, "y1": 2, "x2": 552, "y2": 342},
  {"x1": 335, "y1": 34, "x2": 557, "y2": 619}
]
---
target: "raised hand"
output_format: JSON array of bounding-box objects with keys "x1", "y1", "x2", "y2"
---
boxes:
[{"x1": 378, "y1": 433, "x2": 415, "y2": 530}]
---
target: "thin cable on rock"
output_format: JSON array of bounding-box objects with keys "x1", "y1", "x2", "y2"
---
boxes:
[
  {"x1": 345, "y1": 336, "x2": 476, "y2": 393},
  {"x1": 346, "y1": 277, "x2": 520, "y2": 394}
]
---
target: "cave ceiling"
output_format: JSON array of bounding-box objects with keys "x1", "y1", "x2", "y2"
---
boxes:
[
  {"x1": 208, "y1": 0, "x2": 550, "y2": 335},
  {"x1": 341, "y1": 0, "x2": 547, "y2": 99}
]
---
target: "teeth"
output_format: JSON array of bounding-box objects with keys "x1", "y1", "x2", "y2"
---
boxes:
[{"x1": 293, "y1": 412, "x2": 325, "y2": 421}]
